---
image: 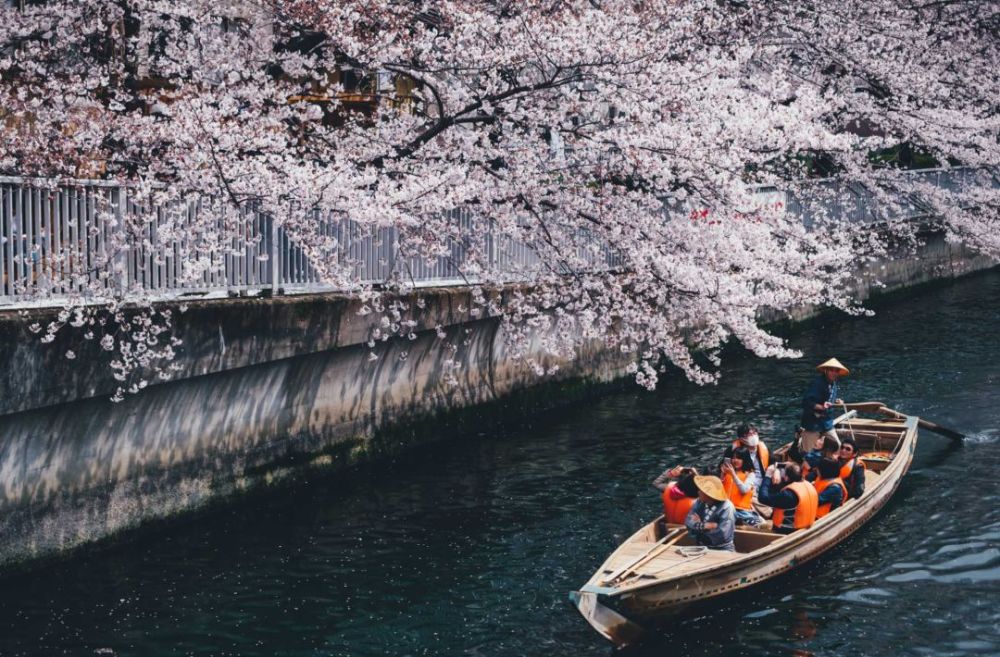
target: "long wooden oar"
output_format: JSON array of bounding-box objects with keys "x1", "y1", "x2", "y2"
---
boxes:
[
  {"x1": 841, "y1": 401, "x2": 891, "y2": 414},
  {"x1": 879, "y1": 406, "x2": 966, "y2": 441},
  {"x1": 842, "y1": 401, "x2": 966, "y2": 441},
  {"x1": 602, "y1": 527, "x2": 686, "y2": 585}
]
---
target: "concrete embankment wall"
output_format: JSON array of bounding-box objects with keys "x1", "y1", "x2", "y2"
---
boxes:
[
  {"x1": 767, "y1": 229, "x2": 998, "y2": 324},
  {"x1": 0, "y1": 230, "x2": 995, "y2": 566},
  {"x1": 0, "y1": 288, "x2": 628, "y2": 566}
]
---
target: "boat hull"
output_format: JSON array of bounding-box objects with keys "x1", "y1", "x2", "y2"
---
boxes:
[
  {"x1": 567, "y1": 589, "x2": 645, "y2": 646},
  {"x1": 571, "y1": 415, "x2": 918, "y2": 646}
]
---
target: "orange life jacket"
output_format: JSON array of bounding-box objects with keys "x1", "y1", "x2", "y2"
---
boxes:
[
  {"x1": 814, "y1": 477, "x2": 847, "y2": 518},
  {"x1": 771, "y1": 481, "x2": 819, "y2": 530},
  {"x1": 838, "y1": 458, "x2": 856, "y2": 480},
  {"x1": 662, "y1": 487, "x2": 696, "y2": 524},
  {"x1": 722, "y1": 470, "x2": 754, "y2": 511},
  {"x1": 732, "y1": 439, "x2": 770, "y2": 471},
  {"x1": 838, "y1": 458, "x2": 865, "y2": 498}
]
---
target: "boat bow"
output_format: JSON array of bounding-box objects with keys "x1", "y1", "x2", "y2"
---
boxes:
[{"x1": 568, "y1": 585, "x2": 644, "y2": 647}]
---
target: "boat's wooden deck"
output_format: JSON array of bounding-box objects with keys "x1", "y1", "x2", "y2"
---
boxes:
[{"x1": 602, "y1": 541, "x2": 741, "y2": 580}]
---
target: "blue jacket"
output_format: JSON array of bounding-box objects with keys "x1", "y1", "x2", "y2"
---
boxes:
[
  {"x1": 801, "y1": 374, "x2": 839, "y2": 431},
  {"x1": 684, "y1": 499, "x2": 736, "y2": 551},
  {"x1": 757, "y1": 476, "x2": 799, "y2": 509}
]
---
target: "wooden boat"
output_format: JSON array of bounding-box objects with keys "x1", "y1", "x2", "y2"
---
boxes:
[{"x1": 569, "y1": 410, "x2": 918, "y2": 647}]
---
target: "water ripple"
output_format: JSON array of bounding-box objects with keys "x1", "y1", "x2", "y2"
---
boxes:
[
  {"x1": 964, "y1": 429, "x2": 1000, "y2": 444},
  {"x1": 2, "y1": 271, "x2": 1000, "y2": 657}
]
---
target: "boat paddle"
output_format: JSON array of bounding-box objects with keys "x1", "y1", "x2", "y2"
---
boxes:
[
  {"x1": 842, "y1": 401, "x2": 966, "y2": 441},
  {"x1": 839, "y1": 401, "x2": 858, "y2": 442},
  {"x1": 602, "y1": 527, "x2": 686, "y2": 585}
]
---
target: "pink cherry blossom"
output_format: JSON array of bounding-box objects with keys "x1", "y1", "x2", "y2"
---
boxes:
[{"x1": 1, "y1": 1, "x2": 997, "y2": 395}]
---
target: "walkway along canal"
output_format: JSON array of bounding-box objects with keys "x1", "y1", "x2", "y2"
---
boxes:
[{"x1": 0, "y1": 270, "x2": 998, "y2": 656}]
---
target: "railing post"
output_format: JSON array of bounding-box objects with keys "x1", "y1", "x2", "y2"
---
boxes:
[
  {"x1": 115, "y1": 185, "x2": 128, "y2": 297},
  {"x1": 270, "y1": 204, "x2": 280, "y2": 295}
]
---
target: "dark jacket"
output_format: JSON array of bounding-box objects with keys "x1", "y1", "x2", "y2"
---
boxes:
[
  {"x1": 801, "y1": 374, "x2": 839, "y2": 431},
  {"x1": 758, "y1": 476, "x2": 812, "y2": 535},
  {"x1": 758, "y1": 476, "x2": 799, "y2": 510},
  {"x1": 841, "y1": 460, "x2": 866, "y2": 499}
]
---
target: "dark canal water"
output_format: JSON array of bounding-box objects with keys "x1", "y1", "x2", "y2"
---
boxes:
[{"x1": 2, "y1": 271, "x2": 999, "y2": 657}]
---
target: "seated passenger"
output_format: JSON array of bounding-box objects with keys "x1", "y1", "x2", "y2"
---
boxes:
[
  {"x1": 758, "y1": 462, "x2": 818, "y2": 534},
  {"x1": 684, "y1": 475, "x2": 736, "y2": 551},
  {"x1": 837, "y1": 437, "x2": 867, "y2": 499},
  {"x1": 722, "y1": 423, "x2": 770, "y2": 481},
  {"x1": 652, "y1": 466, "x2": 699, "y2": 524},
  {"x1": 813, "y1": 457, "x2": 846, "y2": 517},
  {"x1": 803, "y1": 435, "x2": 840, "y2": 479},
  {"x1": 721, "y1": 448, "x2": 763, "y2": 527}
]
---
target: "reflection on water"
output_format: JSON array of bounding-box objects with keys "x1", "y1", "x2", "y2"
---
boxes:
[{"x1": 0, "y1": 270, "x2": 998, "y2": 657}]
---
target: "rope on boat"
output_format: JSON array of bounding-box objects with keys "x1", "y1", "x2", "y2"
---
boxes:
[{"x1": 640, "y1": 546, "x2": 709, "y2": 579}]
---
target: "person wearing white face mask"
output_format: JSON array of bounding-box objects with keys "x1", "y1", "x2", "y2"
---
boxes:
[
  {"x1": 656, "y1": 424, "x2": 771, "y2": 509},
  {"x1": 653, "y1": 423, "x2": 771, "y2": 486},
  {"x1": 723, "y1": 423, "x2": 770, "y2": 480}
]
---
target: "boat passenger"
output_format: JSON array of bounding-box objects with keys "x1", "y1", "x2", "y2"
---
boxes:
[
  {"x1": 671, "y1": 424, "x2": 768, "y2": 483},
  {"x1": 787, "y1": 427, "x2": 807, "y2": 463},
  {"x1": 758, "y1": 462, "x2": 818, "y2": 534},
  {"x1": 803, "y1": 435, "x2": 840, "y2": 479},
  {"x1": 798, "y1": 358, "x2": 849, "y2": 454},
  {"x1": 721, "y1": 448, "x2": 763, "y2": 527},
  {"x1": 684, "y1": 475, "x2": 736, "y2": 551},
  {"x1": 723, "y1": 423, "x2": 770, "y2": 480},
  {"x1": 837, "y1": 437, "x2": 867, "y2": 499},
  {"x1": 653, "y1": 467, "x2": 700, "y2": 524},
  {"x1": 812, "y1": 458, "x2": 846, "y2": 517}
]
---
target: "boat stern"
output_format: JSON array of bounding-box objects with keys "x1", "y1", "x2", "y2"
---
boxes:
[{"x1": 568, "y1": 586, "x2": 644, "y2": 648}]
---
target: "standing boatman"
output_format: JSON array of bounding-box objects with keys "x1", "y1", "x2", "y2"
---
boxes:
[{"x1": 798, "y1": 358, "x2": 850, "y2": 455}]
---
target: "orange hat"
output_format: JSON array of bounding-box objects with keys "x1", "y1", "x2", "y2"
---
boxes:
[{"x1": 816, "y1": 358, "x2": 849, "y2": 376}]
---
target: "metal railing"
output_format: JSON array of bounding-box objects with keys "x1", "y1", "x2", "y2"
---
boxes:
[
  {"x1": 0, "y1": 167, "x2": 993, "y2": 308},
  {"x1": 0, "y1": 180, "x2": 567, "y2": 306},
  {"x1": 783, "y1": 167, "x2": 998, "y2": 228}
]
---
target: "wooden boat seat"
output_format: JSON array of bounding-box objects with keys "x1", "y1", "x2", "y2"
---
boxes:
[
  {"x1": 734, "y1": 529, "x2": 783, "y2": 553},
  {"x1": 863, "y1": 467, "x2": 883, "y2": 486},
  {"x1": 861, "y1": 453, "x2": 893, "y2": 473},
  {"x1": 641, "y1": 524, "x2": 782, "y2": 556}
]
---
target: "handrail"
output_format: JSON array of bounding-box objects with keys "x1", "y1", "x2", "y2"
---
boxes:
[{"x1": 0, "y1": 166, "x2": 992, "y2": 309}]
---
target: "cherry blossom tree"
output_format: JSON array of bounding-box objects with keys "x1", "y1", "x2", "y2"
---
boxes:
[{"x1": 1, "y1": 0, "x2": 998, "y2": 395}]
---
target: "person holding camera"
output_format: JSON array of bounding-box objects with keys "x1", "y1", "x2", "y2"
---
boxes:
[
  {"x1": 798, "y1": 358, "x2": 849, "y2": 454},
  {"x1": 720, "y1": 448, "x2": 763, "y2": 527},
  {"x1": 652, "y1": 466, "x2": 701, "y2": 524},
  {"x1": 757, "y1": 462, "x2": 818, "y2": 534}
]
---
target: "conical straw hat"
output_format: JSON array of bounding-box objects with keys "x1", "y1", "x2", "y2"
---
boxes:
[
  {"x1": 816, "y1": 358, "x2": 850, "y2": 376},
  {"x1": 693, "y1": 475, "x2": 727, "y2": 502}
]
